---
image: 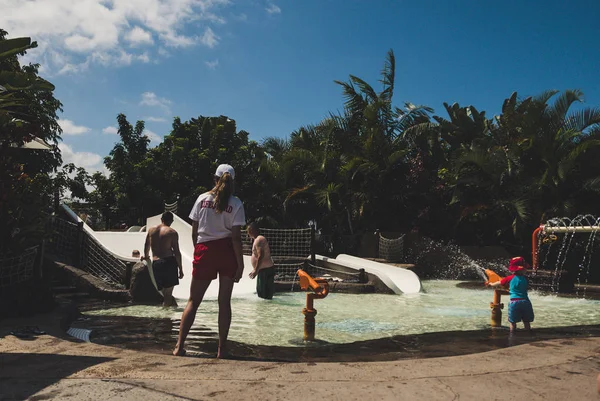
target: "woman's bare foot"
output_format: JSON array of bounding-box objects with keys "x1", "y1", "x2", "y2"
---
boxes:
[
  {"x1": 173, "y1": 346, "x2": 186, "y2": 357},
  {"x1": 217, "y1": 346, "x2": 229, "y2": 359}
]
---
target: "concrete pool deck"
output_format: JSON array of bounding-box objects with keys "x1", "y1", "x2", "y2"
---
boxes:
[{"x1": 1, "y1": 311, "x2": 599, "y2": 400}]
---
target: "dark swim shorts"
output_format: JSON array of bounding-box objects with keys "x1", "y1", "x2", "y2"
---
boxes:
[
  {"x1": 257, "y1": 266, "x2": 275, "y2": 300},
  {"x1": 152, "y1": 256, "x2": 179, "y2": 290}
]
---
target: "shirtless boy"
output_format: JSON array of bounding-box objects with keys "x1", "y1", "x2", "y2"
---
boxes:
[
  {"x1": 247, "y1": 222, "x2": 275, "y2": 299},
  {"x1": 144, "y1": 211, "x2": 183, "y2": 307}
]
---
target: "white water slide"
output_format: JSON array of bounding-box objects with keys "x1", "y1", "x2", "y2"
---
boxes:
[
  {"x1": 315, "y1": 254, "x2": 422, "y2": 294},
  {"x1": 60, "y1": 205, "x2": 256, "y2": 300}
]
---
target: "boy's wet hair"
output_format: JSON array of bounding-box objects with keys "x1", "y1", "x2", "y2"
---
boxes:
[{"x1": 247, "y1": 222, "x2": 259, "y2": 232}]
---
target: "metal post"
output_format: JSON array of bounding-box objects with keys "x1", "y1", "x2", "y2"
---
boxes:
[
  {"x1": 490, "y1": 289, "x2": 505, "y2": 327},
  {"x1": 36, "y1": 240, "x2": 45, "y2": 279},
  {"x1": 75, "y1": 221, "x2": 84, "y2": 268},
  {"x1": 302, "y1": 307, "x2": 317, "y2": 341},
  {"x1": 310, "y1": 226, "x2": 316, "y2": 266},
  {"x1": 375, "y1": 229, "x2": 380, "y2": 259}
]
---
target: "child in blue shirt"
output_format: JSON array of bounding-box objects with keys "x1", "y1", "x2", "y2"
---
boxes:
[{"x1": 489, "y1": 256, "x2": 534, "y2": 332}]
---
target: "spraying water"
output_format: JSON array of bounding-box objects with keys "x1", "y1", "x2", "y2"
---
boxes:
[
  {"x1": 404, "y1": 237, "x2": 508, "y2": 281},
  {"x1": 538, "y1": 215, "x2": 600, "y2": 297}
]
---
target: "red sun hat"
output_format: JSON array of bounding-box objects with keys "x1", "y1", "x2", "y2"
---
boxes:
[{"x1": 509, "y1": 256, "x2": 531, "y2": 272}]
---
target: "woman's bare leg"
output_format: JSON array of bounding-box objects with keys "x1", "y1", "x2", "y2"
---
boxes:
[
  {"x1": 217, "y1": 275, "x2": 235, "y2": 358},
  {"x1": 173, "y1": 278, "x2": 212, "y2": 356}
]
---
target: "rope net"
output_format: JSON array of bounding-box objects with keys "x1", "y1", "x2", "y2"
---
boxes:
[
  {"x1": 0, "y1": 246, "x2": 39, "y2": 288},
  {"x1": 242, "y1": 228, "x2": 313, "y2": 280},
  {"x1": 46, "y1": 217, "x2": 79, "y2": 265},
  {"x1": 47, "y1": 217, "x2": 126, "y2": 288},
  {"x1": 80, "y1": 234, "x2": 127, "y2": 287},
  {"x1": 378, "y1": 233, "x2": 405, "y2": 263}
]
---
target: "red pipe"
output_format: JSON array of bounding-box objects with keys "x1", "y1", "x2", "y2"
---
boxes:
[{"x1": 532, "y1": 226, "x2": 543, "y2": 271}]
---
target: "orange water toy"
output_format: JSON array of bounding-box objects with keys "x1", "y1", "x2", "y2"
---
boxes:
[
  {"x1": 484, "y1": 269, "x2": 509, "y2": 327},
  {"x1": 297, "y1": 269, "x2": 329, "y2": 341}
]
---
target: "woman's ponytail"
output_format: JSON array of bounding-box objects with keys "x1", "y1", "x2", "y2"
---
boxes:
[{"x1": 212, "y1": 172, "x2": 233, "y2": 213}]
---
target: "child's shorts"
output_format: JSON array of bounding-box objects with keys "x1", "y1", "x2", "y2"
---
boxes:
[{"x1": 508, "y1": 299, "x2": 534, "y2": 323}]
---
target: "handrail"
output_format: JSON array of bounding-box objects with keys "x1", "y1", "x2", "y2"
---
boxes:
[{"x1": 59, "y1": 204, "x2": 138, "y2": 264}]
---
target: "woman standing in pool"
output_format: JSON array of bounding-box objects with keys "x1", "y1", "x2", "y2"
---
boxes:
[{"x1": 173, "y1": 164, "x2": 246, "y2": 358}]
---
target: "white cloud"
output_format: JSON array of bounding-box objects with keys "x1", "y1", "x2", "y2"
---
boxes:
[
  {"x1": 158, "y1": 47, "x2": 170, "y2": 58},
  {"x1": 59, "y1": 143, "x2": 103, "y2": 172},
  {"x1": 205, "y1": 59, "x2": 219, "y2": 69},
  {"x1": 103, "y1": 126, "x2": 119, "y2": 135},
  {"x1": 144, "y1": 129, "x2": 162, "y2": 143},
  {"x1": 234, "y1": 13, "x2": 248, "y2": 21},
  {"x1": 125, "y1": 26, "x2": 154, "y2": 46},
  {"x1": 137, "y1": 52, "x2": 151, "y2": 63},
  {"x1": 146, "y1": 116, "x2": 168, "y2": 123},
  {"x1": 0, "y1": 0, "x2": 232, "y2": 74},
  {"x1": 266, "y1": 4, "x2": 281, "y2": 14},
  {"x1": 140, "y1": 92, "x2": 172, "y2": 113},
  {"x1": 59, "y1": 119, "x2": 91, "y2": 135},
  {"x1": 199, "y1": 27, "x2": 219, "y2": 48}
]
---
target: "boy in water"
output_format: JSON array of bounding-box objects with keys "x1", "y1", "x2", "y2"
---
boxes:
[
  {"x1": 488, "y1": 256, "x2": 534, "y2": 332},
  {"x1": 247, "y1": 222, "x2": 275, "y2": 299},
  {"x1": 144, "y1": 212, "x2": 183, "y2": 307}
]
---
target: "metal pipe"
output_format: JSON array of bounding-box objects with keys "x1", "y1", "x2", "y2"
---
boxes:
[
  {"x1": 542, "y1": 226, "x2": 600, "y2": 233},
  {"x1": 532, "y1": 226, "x2": 543, "y2": 270}
]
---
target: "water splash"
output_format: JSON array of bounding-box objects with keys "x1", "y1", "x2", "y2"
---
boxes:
[
  {"x1": 404, "y1": 237, "x2": 507, "y2": 281},
  {"x1": 539, "y1": 215, "x2": 600, "y2": 296}
]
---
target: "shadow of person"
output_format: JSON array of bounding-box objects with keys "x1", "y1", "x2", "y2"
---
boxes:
[{"x1": 0, "y1": 353, "x2": 115, "y2": 400}]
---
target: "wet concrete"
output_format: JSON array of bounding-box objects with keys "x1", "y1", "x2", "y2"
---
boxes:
[
  {"x1": 71, "y1": 311, "x2": 600, "y2": 362},
  {"x1": 2, "y1": 304, "x2": 600, "y2": 400}
]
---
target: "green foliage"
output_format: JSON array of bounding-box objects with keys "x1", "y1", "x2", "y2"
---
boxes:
[
  {"x1": 0, "y1": 29, "x2": 63, "y2": 251},
  {"x1": 80, "y1": 49, "x2": 600, "y2": 256}
]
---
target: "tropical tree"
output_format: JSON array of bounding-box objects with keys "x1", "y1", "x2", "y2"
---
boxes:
[{"x1": 0, "y1": 30, "x2": 63, "y2": 250}]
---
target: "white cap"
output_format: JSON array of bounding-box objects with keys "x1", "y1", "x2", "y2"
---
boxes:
[{"x1": 215, "y1": 164, "x2": 235, "y2": 179}]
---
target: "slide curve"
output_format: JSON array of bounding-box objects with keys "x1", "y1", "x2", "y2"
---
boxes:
[
  {"x1": 315, "y1": 253, "x2": 421, "y2": 294},
  {"x1": 60, "y1": 204, "x2": 256, "y2": 300}
]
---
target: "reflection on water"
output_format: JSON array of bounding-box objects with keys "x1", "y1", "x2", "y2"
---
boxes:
[{"x1": 85, "y1": 280, "x2": 600, "y2": 347}]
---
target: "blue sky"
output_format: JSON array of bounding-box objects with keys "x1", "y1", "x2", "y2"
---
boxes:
[{"x1": 3, "y1": 0, "x2": 600, "y2": 172}]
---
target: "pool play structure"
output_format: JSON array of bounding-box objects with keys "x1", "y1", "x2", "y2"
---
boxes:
[
  {"x1": 57, "y1": 206, "x2": 600, "y2": 350},
  {"x1": 58, "y1": 204, "x2": 423, "y2": 299}
]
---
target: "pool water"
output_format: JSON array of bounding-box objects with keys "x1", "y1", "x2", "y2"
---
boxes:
[{"x1": 85, "y1": 280, "x2": 600, "y2": 347}]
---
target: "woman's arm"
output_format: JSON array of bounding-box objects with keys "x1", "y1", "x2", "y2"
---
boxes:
[
  {"x1": 231, "y1": 225, "x2": 244, "y2": 282},
  {"x1": 191, "y1": 220, "x2": 199, "y2": 246}
]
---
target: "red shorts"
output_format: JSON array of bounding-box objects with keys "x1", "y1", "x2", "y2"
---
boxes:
[{"x1": 192, "y1": 237, "x2": 238, "y2": 280}]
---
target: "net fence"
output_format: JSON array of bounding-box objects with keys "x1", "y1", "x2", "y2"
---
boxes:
[
  {"x1": 80, "y1": 235, "x2": 127, "y2": 287},
  {"x1": 0, "y1": 246, "x2": 39, "y2": 288},
  {"x1": 378, "y1": 233, "x2": 405, "y2": 263},
  {"x1": 47, "y1": 217, "x2": 126, "y2": 288},
  {"x1": 242, "y1": 228, "x2": 313, "y2": 280},
  {"x1": 46, "y1": 217, "x2": 79, "y2": 265}
]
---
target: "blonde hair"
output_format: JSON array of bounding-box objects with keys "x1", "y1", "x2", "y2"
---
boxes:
[{"x1": 211, "y1": 172, "x2": 233, "y2": 213}]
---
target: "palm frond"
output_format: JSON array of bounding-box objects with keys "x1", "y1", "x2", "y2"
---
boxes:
[
  {"x1": 564, "y1": 108, "x2": 600, "y2": 133},
  {"x1": 583, "y1": 177, "x2": 600, "y2": 193},
  {"x1": 349, "y1": 75, "x2": 378, "y2": 103},
  {"x1": 334, "y1": 80, "x2": 367, "y2": 115},
  {"x1": 379, "y1": 49, "x2": 395, "y2": 101},
  {"x1": 532, "y1": 89, "x2": 559, "y2": 106},
  {"x1": 547, "y1": 89, "x2": 584, "y2": 124}
]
